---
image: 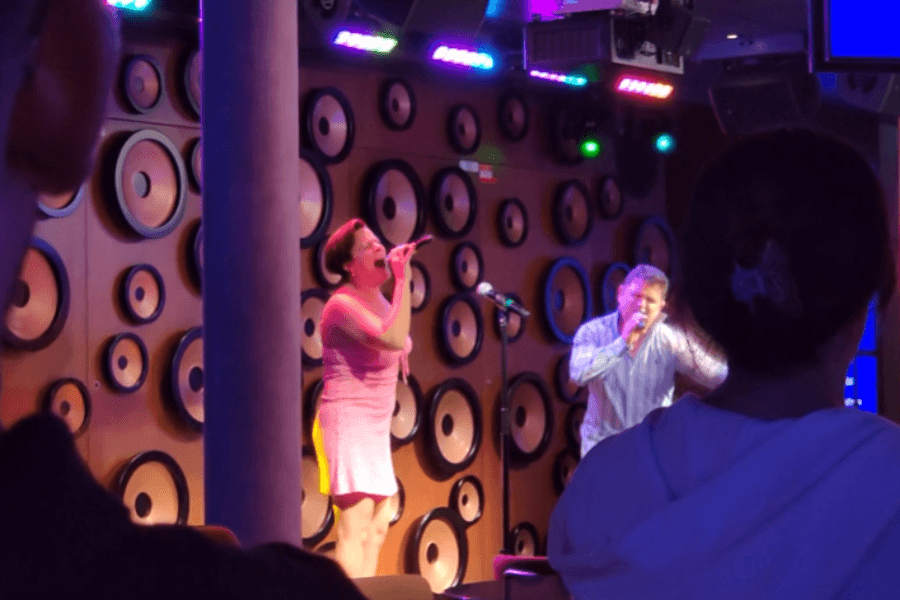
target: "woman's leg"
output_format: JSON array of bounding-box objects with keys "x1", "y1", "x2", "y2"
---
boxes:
[
  {"x1": 360, "y1": 495, "x2": 394, "y2": 577},
  {"x1": 334, "y1": 494, "x2": 375, "y2": 578}
]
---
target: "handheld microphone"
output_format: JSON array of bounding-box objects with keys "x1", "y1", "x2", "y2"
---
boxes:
[{"x1": 476, "y1": 282, "x2": 531, "y2": 318}]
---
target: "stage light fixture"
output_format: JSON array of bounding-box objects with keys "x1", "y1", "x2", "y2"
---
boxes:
[
  {"x1": 653, "y1": 132, "x2": 676, "y2": 154},
  {"x1": 332, "y1": 29, "x2": 398, "y2": 54},
  {"x1": 529, "y1": 70, "x2": 588, "y2": 87},
  {"x1": 614, "y1": 74, "x2": 674, "y2": 100},
  {"x1": 430, "y1": 43, "x2": 498, "y2": 72},
  {"x1": 107, "y1": 0, "x2": 152, "y2": 10}
]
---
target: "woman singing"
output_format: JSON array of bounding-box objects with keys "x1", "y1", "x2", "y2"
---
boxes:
[{"x1": 317, "y1": 218, "x2": 416, "y2": 578}]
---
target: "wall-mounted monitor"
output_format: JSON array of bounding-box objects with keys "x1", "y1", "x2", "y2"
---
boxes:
[{"x1": 810, "y1": 0, "x2": 900, "y2": 72}]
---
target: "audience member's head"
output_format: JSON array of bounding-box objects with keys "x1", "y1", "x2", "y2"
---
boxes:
[{"x1": 682, "y1": 128, "x2": 895, "y2": 376}]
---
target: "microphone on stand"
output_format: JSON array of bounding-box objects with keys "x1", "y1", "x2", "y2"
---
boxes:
[{"x1": 476, "y1": 282, "x2": 531, "y2": 318}]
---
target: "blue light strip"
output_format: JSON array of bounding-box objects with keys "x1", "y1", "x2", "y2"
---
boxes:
[
  {"x1": 107, "y1": 0, "x2": 152, "y2": 9},
  {"x1": 528, "y1": 70, "x2": 587, "y2": 87}
]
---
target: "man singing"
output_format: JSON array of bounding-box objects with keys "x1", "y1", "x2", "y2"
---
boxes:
[{"x1": 570, "y1": 264, "x2": 727, "y2": 456}]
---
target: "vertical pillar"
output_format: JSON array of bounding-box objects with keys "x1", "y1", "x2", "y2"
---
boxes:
[
  {"x1": 878, "y1": 122, "x2": 900, "y2": 422},
  {"x1": 201, "y1": 0, "x2": 302, "y2": 547}
]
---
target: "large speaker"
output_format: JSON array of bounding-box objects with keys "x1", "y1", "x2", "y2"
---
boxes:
[
  {"x1": 356, "y1": 0, "x2": 489, "y2": 38},
  {"x1": 708, "y1": 69, "x2": 821, "y2": 135}
]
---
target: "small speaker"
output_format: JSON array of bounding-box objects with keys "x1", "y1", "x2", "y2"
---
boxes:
[{"x1": 709, "y1": 69, "x2": 821, "y2": 135}]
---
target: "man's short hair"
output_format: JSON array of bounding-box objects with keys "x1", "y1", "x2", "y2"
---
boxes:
[{"x1": 623, "y1": 264, "x2": 669, "y2": 297}]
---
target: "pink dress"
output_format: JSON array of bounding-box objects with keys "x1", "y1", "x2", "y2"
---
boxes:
[{"x1": 318, "y1": 327, "x2": 403, "y2": 498}]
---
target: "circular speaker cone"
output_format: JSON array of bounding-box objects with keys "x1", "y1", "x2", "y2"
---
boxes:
[
  {"x1": 509, "y1": 521, "x2": 540, "y2": 557},
  {"x1": 493, "y1": 292, "x2": 527, "y2": 343},
  {"x1": 505, "y1": 372, "x2": 554, "y2": 465},
  {"x1": 38, "y1": 185, "x2": 85, "y2": 219},
  {"x1": 597, "y1": 175, "x2": 623, "y2": 220},
  {"x1": 565, "y1": 402, "x2": 587, "y2": 452},
  {"x1": 301, "y1": 445, "x2": 334, "y2": 547},
  {"x1": 121, "y1": 55, "x2": 163, "y2": 113},
  {"x1": 438, "y1": 293, "x2": 484, "y2": 366},
  {"x1": 409, "y1": 260, "x2": 430, "y2": 313},
  {"x1": 303, "y1": 87, "x2": 355, "y2": 164},
  {"x1": 543, "y1": 257, "x2": 592, "y2": 345},
  {"x1": 301, "y1": 289, "x2": 329, "y2": 367},
  {"x1": 447, "y1": 104, "x2": 481, "y2": 155},
  {"x1": 450, "y1": 242, "x2": 484, "y2": 292},
  {"x1": 169, "y1": 327, "x2": 204, "y2": 432},
  {"x1": 302, "y1": 377, "x2": 324, "y2": 439},
  {"x1": 313, "y1": 238, "x2": 343, "y2": 289},
  {"x1": 549, "y1": 104, "x2": 588, "y2": 166},
  {"x1": 498, "y1": 91, "x2": 530, "y2": 142},
  {"x1": 553, "y1": 447, "x2": 580, "y2": 494},
  {"x1": 379, "y1": 78, "x2": 416, "y2": 131},
  {"x1": 43, "y1": 378, "x2": 91, "y2": 437},
  {"x1": 600, "y1": 261, "x2": 630, "y2": 314},
  {"x1": 633, "y1": 216, "x2": 676, "y2": 277},
  {"x1": 449, "y1": 475, "x2": 484, "y2": 527},
  {"x1": 187, "y1": 220, "x2": 203, "y2": 292},
  {"x1": 3, "y1": 238, "x2": 70, "y2": 351},
  {"x1": 299, "y1": 149, "x2": 334, "y2": 249},
  {"x1": 104, "y1": 332, "x2": 149, "y2": 393},
  {"x1": 431, "y1": 167, "x2": 477, "y2": 239},
  {"x1": 497, "y1": 197, "x2": 528, "y2": 248},
  {"x1": 112, "y1": 129, "x2": 188, "y2": 238},
  {"x1": 362, "y1": 159, "x2": 426, "y2": 247},
  {"x1": 181, "y1": 47, "x2": 201, "y2": 118},
  {"x1": 554, "y1": 353, "x2": 586, "y2": 404},
  {"x1": 117, "y1": 450, "x2": 189, "y2": 525},
  {"x1": 552, "y1": 179, "x2": 594, "y2": 246},
  {"x1": 188, "y1": 138, "x2": 203, "y2": 192},
  {"x1": 426, "y1": 378, "x2": 483, "y2": 477},
  {"x1": 388, "y1": 476, "x2": 405, "y2": 526},
  {"x1": 392, "y1": 373, "x2": 423, "y2": 446},
  {"x1": 408, "y1": 507, "x2": 468, "y2": 593},
  {"x1": 121, "y1": 264, "x2": 165, "y2": 324}
]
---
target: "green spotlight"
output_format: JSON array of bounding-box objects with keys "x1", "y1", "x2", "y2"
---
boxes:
[
  {"x1": 580, "y1": 137, "x2": 603, "y2": 159},
  {"x1": 653, "y1": 132, "x2": 676, "y2": 154}
]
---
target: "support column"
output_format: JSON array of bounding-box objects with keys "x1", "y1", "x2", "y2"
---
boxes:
[{"x1": 201, "y1": 0, "x2": 302, "y2": 547}]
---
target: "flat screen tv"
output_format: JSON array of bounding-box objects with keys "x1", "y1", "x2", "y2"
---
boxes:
[{"x1": 810, "y1": 0, "x2": 900, "y2": 71}]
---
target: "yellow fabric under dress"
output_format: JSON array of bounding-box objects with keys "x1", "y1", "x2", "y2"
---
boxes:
[{"x1": 311, "y1": 412, "x2": 340, "y2": 520}]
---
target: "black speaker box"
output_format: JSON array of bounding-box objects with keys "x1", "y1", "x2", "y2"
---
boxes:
[{"x1": 708, "y1": 70, "x2": 821, "y2": 135}]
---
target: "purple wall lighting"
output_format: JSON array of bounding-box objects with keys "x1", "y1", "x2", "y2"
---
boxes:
[
  {"x1": 332, "y1": 29, "x2": 398, "y2": 54},
  {"x1": 614, "y1": 74, "x2": 674, "y2": 100},
  {"x1": 431, "y1": 44, "x2": 498, "y2": 71},
  {"x1": 528, "y1": 70, "x2": 588, "y2": 87}
]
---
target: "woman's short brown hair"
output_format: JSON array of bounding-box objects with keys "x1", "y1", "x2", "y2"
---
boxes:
[{"x1": 323, "y1": 218, "x2": 365, "y2": 284}]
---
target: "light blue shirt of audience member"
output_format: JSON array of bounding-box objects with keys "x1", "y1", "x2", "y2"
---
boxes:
[{"x1": 570, "y1": 311, "x2": 727, "y2": 457}]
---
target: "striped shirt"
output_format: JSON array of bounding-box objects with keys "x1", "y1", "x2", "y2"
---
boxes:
[{"x1": 570, "y1": 311, "x2": 727, "y2": 457}]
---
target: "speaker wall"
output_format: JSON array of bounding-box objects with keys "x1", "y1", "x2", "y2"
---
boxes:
[
  {"x1": 493, "y1": 292, "x2": 527, "y2": 343},
  {"x1": 496, "y1": 198, "x2": 528, "y2": 248},
  {"x1": 300, "y1": 289, "x2": 329, "y2": 367},
  {"x1": 425, "y1": 378, "x2": 483, "y2": 477},
  {"x1": 431, "y1": 167, "x2": 477, "y2": 239},
  {"x1": 104, "y1": 333, "x2": 149, "y2": 394},
  {"x1": 392, "y1": 373, "x2": 423, "y2": 446},
  {"x1": 3, "y1": 238, "x2": 70, "y2": 351},
  {"x1": 168, "y1": 327, "x2": 204, "y2": 432},
  {"x1": 553, "y1": 447, "x2": 579, "y2": 494},
  {"x1": 43, "y1": 378, "x2": 91, "y2": 438},
  {"x1": 408, "y1": 507, "x2": 469, "y2": 594},
  {"x1": 111, "y1": 129, "x2": 188, "y2": 239},
  {"x1": 38, "y1": 185, "x2": 85, "y2": 219},
  {"x1": 188, "y1": 220, "x2": 203, "y2": 292},
  {"x1": 450, "y1": 242, "x2": 484, "y2": 292},
  {"x1": 121, "y1": 55, "x2": 163, "y2": 114},
  {"x1": 554, "y1": 353, "x2": 586, "y2": 404},
  {"x1": 116, "y1": 450, "x2": 190, "y2": 525},
  {"x1": 120, "y1": 264, "x2": 165, "y2": 325},
  {"x1": 379, "y1": 77, "x2": 417, "y2": 131},
  {"x1": 505, "y1": 372, "x2": 553, "y2": 465},
  {"x1": 180, "y1": 47, "x2": 201, "y2": 119},
  {"x1": 498, "y1": 90, "x2": 529, "y2": 142},
  {"x1": 362, "y1": 159, "x2": 426, "y2": 247},
  {"x1": 447, "y1": 104, "x2": 481, "y2": 155},
  {"x1": 301, "y1": 445, "x2": 334, "y2": 547},
  {"x1": 509, "y1": 521, "x2": 540, "y2": 557},
  {"x1": 438, "y1": 293, "x2": 484, "y2": 365},
  {"x1": 599, "y1": 261, "x2": 630, "y2": 314},
  {"x1": 596, "y1": 175, "x2": 623, "y2": 220},
  {"x1": 565, "y1": 402, "x2": 587, "y2": 452},
  {"x1": 552, "y1": 179, "x2": 594, "y2": 246},
  {"x1": 302, "y1": 377, "x2": 324, "y2": 439},
  {"x1": 299, "y1": 149, "x2": 334, "y2": 249},
  {"x1": 187, "y1": 138, "x2": 202, "y2": 192},
  {"x1": 542, "y1": 257, "x2": 592, "y2": 345},
  {"x1": 410, "y1": 260, "x2": 431, "y2": 313},
  {"x1": 633, "y1": 216, "x2": 675, "y2": 278},
  {"x1": 388, "y1": 476, "x2": 405, "y2": 526},
  {"x1": 303, "y1": 87, "x2": 355, "y2": 164},
  {"x1": 449, "y1": 474, "x2": 484, "y2": 527}
]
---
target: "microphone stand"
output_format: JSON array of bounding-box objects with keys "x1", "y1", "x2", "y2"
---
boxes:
[{"x1": 498, "y1": 307, "x2": 513, "y2": 556}]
